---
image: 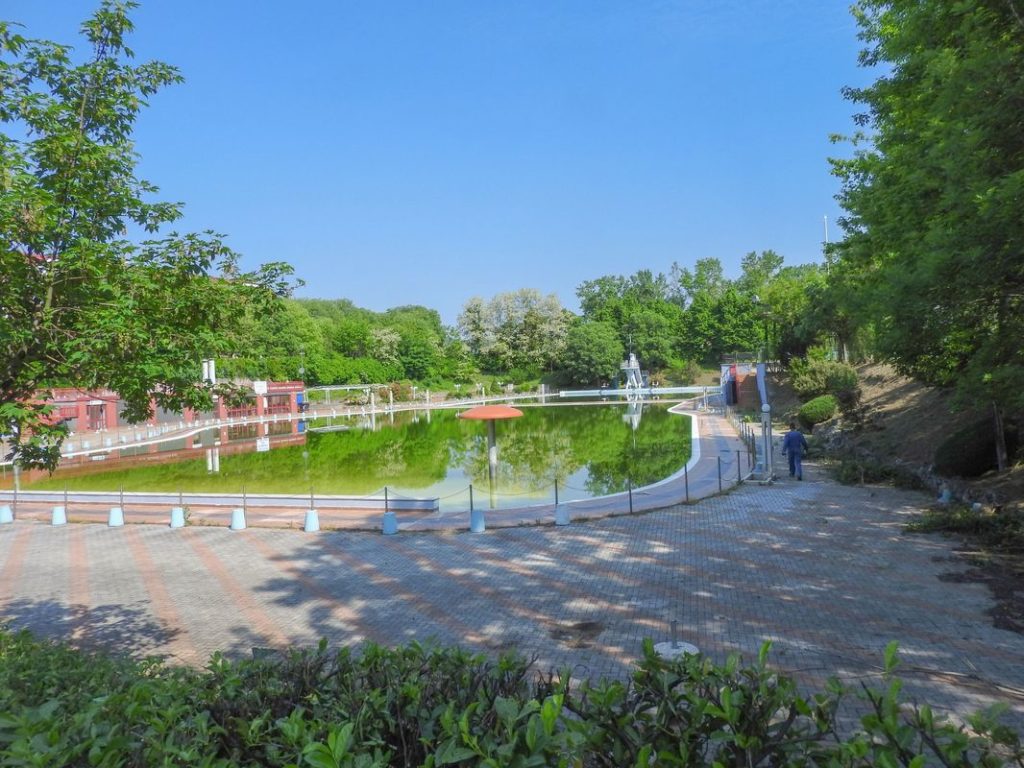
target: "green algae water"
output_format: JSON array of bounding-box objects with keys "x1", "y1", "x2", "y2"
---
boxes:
[{"x1": 25, "y1": 403, "x2": 691, "y2": 509}]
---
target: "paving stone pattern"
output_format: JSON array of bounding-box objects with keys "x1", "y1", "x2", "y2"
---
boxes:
[{"x1": 1, "y1": 463, "x2": 1022, "y2": 728}]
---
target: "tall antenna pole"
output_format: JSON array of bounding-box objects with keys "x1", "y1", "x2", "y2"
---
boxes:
[{"x1": 823, "y1": 214, "x2": 829, "y2": 246}]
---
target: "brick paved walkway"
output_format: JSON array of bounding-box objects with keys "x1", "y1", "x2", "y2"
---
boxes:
[{"x1": 1, "y1": 461, "x2": 1022, "y2": 727}]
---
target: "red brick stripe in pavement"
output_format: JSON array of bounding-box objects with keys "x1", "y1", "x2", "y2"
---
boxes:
[
  {"x1": 502, "y1": 521, "x2": 1012, "y2": 684},
  {"x1": 8, "y1": 501, "x2": 414, "y2": 531},
  {"x1": 123, "y1": 527, "x2": 201, "y2": 665},
  {"x1": 0, "y1": 526, "x2": 33, "y2": 606},
  {"x1": 387, "y1": 538, "x2": 554, "y2": 626},
  {"x1": 442, "y1": 533, "x2": 667, "y2": 637},
  {"x1": 182, "y1": 529, "x2": 291, "y2": 649},
  {"x1": 315, "y1": 536, "x2": 492, "y2": 648},
  {"x1": 598, "y1": 513, "x2": 1024, "y2": 668},
  {"x1": 429, "y1": 535, "x2": 687, "y2": 663},
  {"x1": 383, "y1": 536, "x2": 643, "y2": 670},
  {"x1": 68, "y1": 526, "x2": 90, "y2": 641},
  {"x1": 241, "y1": 533, "x2": 378, "y2": 646}
]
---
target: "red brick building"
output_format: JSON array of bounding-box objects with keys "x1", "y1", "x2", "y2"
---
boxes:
[{"x1": 44, "y1": 380, "x2": 304, "y2": 435}]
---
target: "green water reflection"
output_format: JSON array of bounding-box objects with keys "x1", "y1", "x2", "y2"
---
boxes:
[{"x1": 27, "y1": 404, "x2": 692, "y2": 508}]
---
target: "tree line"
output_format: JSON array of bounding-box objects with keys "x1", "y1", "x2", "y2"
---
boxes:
[
  {"x1": 3, "y1": 0, "x2": 1021, "y2": 470},
  {"x1": 224, "y1": 250, "x2": 827, "y2": 391}
]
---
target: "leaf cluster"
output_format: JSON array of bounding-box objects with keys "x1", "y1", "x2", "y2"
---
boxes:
[
  {"x1": 830, "y1": 0, "x2": 1024, "y2": 411},
  {"x1": 0, "y1": 2, "x2": 296, "y2": 469}
]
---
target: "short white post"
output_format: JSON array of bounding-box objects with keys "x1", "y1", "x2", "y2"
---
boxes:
[
  {"x1": 169, "y1": 506, "x2": 185, "y2": 528},
  {"x1": 108, "y1": 506, "x2": 125, "y2": 527},
  {"x1": 381, "y1": 487, "x2": 398, "y2": 535},
  {"x1": 654, "y1": 620, "x2": 700, "y2": 660},
  {"x1": 469, "y1": 508, "x2": 485, "y2": 533},
  {"x1": 229, "y1": 507, "x2": 247, "y2": 530},
  {"x1": 304, "y1": 509, "x2": 320, "y2": 532},
  {"x1": 51, "y1": 505, "x2": 67, "y2": 526},
  {"x1": 554, "y1": 480, "x2": 569, "y2": 525},
  {"x1": 0, "y1": 505, "x2": 13, "y2": 524}
]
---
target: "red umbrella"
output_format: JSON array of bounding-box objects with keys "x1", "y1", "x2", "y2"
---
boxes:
[
  {"x1": 458, "y1": 405, "x2": 524, "y2": 421},
  {"x1": 459, "y1": 405, "x2": 524, "y2": 463}
]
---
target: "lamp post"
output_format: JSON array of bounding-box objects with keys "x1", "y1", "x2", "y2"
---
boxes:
[
  {"x1": 762, "y1": 312, "x2": 770, "y2": 363},
  {"x1": 752, "y1": 295, "x2": 768, "y2": 363}
]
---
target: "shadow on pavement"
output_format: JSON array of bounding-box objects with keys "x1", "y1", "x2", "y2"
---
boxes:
[{"x1": 1, "y1": 598, "x2": 181, "y2": 659}]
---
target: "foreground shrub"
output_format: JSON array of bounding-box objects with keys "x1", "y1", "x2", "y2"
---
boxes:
[
  {"x1": 799, "y1": 394, "x2": 838, "y2": 429},
  {"x1": 934, "y1": 417, "x2": 1019, "y2": 478},
  {"x1": 0, "y1": 629, "x2": 1020, "y2": 766}
]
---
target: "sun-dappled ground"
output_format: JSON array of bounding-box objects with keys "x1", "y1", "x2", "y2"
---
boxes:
[
  {"x1": 2, "y1": 467, "x2": 1023, "y2": 729},
  {"x1": 769, "y1": 362, "x2": 1024, "y2": 638}
]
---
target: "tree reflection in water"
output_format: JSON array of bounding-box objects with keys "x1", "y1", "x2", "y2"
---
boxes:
[{"x1": 27, "y1": 405, "x2": 692, "y2": 507}]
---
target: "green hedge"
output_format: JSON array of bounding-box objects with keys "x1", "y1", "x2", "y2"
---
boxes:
[
  {"x1": 799, "y1": 394, "x2": 838, "y2": 429},
  {"x1": 0, "y1": 629, "x2": 1020, "y2": 766}
]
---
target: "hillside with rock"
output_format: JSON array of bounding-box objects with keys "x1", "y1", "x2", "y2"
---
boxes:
[{"x1": 770, "y1": 363, "x2": 1023, "y2": 513}]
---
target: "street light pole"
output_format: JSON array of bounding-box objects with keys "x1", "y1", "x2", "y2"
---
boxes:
[{"x1": 763, "y1": 315, "x2": 769, "y2": 363}]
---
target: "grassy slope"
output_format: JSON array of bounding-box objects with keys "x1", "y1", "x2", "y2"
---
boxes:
[{"x1": 770, "y1": 362, "x2": 1024, "y2": 511}]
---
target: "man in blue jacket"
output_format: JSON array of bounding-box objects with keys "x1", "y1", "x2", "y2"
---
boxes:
[{"x1": 781, "y1": 422, "x2": 810, "y2": 480}]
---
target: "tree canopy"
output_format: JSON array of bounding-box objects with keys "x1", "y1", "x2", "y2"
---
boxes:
[
  {"x1": 0, "y1": 2, "x2": 293, "y2": 468},
  {"x1": 456, "y1": 289, "x2": 569, "y2": 377},
  {"x1": 15, "y1": 0, "x2": 997, "y2": 476},
  {"x1": 831, "y1": 0, "x2": 1024, "y2": 410}
]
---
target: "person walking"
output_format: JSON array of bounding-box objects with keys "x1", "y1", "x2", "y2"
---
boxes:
[{"x1": 782, "y1": 422, "x2": 809, "y2": 480}]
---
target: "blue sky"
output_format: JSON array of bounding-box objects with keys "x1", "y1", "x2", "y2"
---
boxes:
[{"x1": 10, "y1": 1, "x2": 870, "y2": 324}]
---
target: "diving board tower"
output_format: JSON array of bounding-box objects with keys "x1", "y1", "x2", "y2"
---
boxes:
[{"x1": 621, "y1": 353, "x2": 644, "y2": 391}]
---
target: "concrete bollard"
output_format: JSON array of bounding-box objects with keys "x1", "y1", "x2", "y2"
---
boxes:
[
  {"x1": 469, "y1": 508, "x2": 485, "y2": 533},
  {"x1": 229, "y1": 507, "x2": 247, "y2": 531},
  {"x1": 653, "y1": 640, "x2": 700, "y2": 660},
  {"x1": 108, "y1": 506, "x2": 125, "y2": 527},
  {"x1": 169, "y1": 506, "x2": 185, "y2": 528},
  {"x1": 653, "y1": 621, "x2": 700, "y2": 660},
  {"x1": 51, "y1": 505, "x2": 68, "y2": 526},
  {"x1": 0, "y1": 505, "x2": 12, "y2": 524},
  {"x1": 303, "y1": 509, "x2": 320, "y2": 532},
  {"x1": 554, "y1": 504, "x2": 570, "y2": 526},
  {"x1": 381, "y1": 510, "x2": 398, "y2": 535}
]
